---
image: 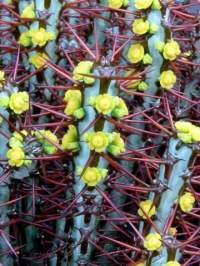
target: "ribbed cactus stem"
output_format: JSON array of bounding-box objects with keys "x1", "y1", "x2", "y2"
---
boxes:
[
  {"x1": 150, "y1": 139, "x2": 193, "y2": 265},
  {"x1": 0, "y1": 109, "x2": 13, "y2": 265}
]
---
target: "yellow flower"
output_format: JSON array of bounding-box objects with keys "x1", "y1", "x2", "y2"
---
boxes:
[
  {"x1": 9, "y1": 92, "x2": 29, "y2": 114},
  {"x1": 111, "y1": 97, "x2": 128, "y2": 118},
  {"x1": 175, "y1": 121, "x2": 193, "y2": 133},
  {"x1": 159, "y1": 70, "x2": 176, "y2": 90},
  {"x1": 61, "y1": 125, "x2": 79, "y2": 151},
  {"x1": 21, "y1": 3, "x2": 36, "y2": 19},
  {"x1": 127, "y1": 43, "x2": 144, "y2": 64},
  {"x1": 138, "y1": 200, "x2": 156, "y2": 219},
  {"x1": 0, "y1": 93, "x2": 9, "y2": 107},
  {"x1": 36, "y1": 130, "x2": 59, "y2": 154},
  {"x1": 73, "y1": 61, "x2": 94, "y2": 84},
  {"x1": 164, "y1": 261, "x2": 181, "y2": 266},
  {"x1": 7, "y1": 147, "x2": 25, "y2": 167},
  {"x1": 30, "y1": 28, "x2": 55, "y2": 47},
  {"x1": 18, "y1": 31, "x2": 32, "y2": 47},
  {"x1": 90, "y1": 94, "x2": 116, "y2": 115},
  {"x1": 134, "y1": 0, "x2": 153, "y2": 9},
  {"x1": 163, "y1": 40, "x2": 181, "y2": 61},
  {"x1": 0, "y1": 70, "x2": 5, "y2": 87},
  {"x1": 132, "y1": 19, "x2": 149, "y2": 35},
  {"x1": 108, "y1": 0, "x2": 124, "y2": 8},
  {"x1": 64, "y1": 90, "x2": 84, "y2": 119},
  {"x1": 143, "y1": 233, "x2": 162, "y2": 251},
  {"x1": 79, "y1": 167, "x2": 108, "y2": 187},
  {"x1": 84, "y1": 131, "x2": 110, "y2": 153},
  {"x1": 108, "y1": 132, "x2": 125, "y2": 155},
  {"x1": 179, "y1": 192, "x2": 195, "y2": 213},
  {"x1": 29, "y1": 52, "x2": 48, "y2": 69}
]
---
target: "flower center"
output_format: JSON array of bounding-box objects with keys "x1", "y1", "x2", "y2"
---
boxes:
[{"x1": 92, "y1": 135, "x2": 104, "y2": 148}]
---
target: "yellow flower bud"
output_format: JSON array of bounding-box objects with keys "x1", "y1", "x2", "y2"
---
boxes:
[
  {"x1": 127, "y1": 43, "x2": 144, "y2": 64},
  {"x1": 18, "y1": 31, "x2": 32, "y2": 47},
  {"x1": 0, "y1": 93, "x2": 9, "y2": 107},
  {"x1": 134, "y1": 0, "x2": 153, "y2": 10},
  {"x1": 143, "y1": 53, "x2": 153, "y2": 65},
  {"x1": 164, "y1": 261, "x2": 181, "y2": 266},
  {"x1": 149, "y1": 23, "x2": 159, "y2": 34},
  {"x1": 163, "y1": 40, "x2": 181, "y2": 61},
  {"x1": 84, "y1": 131, "x2": 110, "y2": 153},
  {"x1": 168, "y1": 227, "x2": 177, "y2": 236},
  {"x1": 64, "y1": 90, "x2": 84, "y2": 118},
  {"x1": 9, "y1": 92, "x2": 29, "y2": 114},
  {"x1": 108, "y1": 132, "x2": 125, "y2": 155},
  {"x1": 138, "y1": 200, "x2": 156, "y2": 219},
  {"x1": 143, "y1": 233, "x2": 162, "y2": 251},
  {"x1": 138, "y1": 81, "x2": 149, "y2": 91},
  {"x1": 179, "y1": 192, "x2": 195, "y2": 213},
  {"x1": 159, "y1": 70, "x2": 176, "y2": 90},
  {"x1": 155, "y1": 41, "x2": 165, "y2": 52},
  {"x1": 108, "y1": 0, "x2": 124, "y2": 8},
  {"x1": 132, "y1": 19, "x2": 149, "y2": 35},
  {"x1": 111, "y1": 97, "x2": 128, "y2": 118},
  {"x1": 36, "y1": 130, "x2": 59, "y2": 154},
  {"x1": 61, "y1": 125, "x2": 79, "y2": 151},
  {"x1": 21, "y1": 3, "x2": 36, "y2": 19},
  {"x1": 151, "y1": 0, "x2": 162, "y2": 9},
  {"x1": 29, "y1": 52, "x2": 48, "y2": 69},
  {"x1": 7, "y1": 146, "x2": 25, "y2": 167},
  {"x1": 80, "y1": 167, "x2": 108, "y2": 186},
  {"x1": 73, "y1": 61, "x2": 94, "y2": 84}
]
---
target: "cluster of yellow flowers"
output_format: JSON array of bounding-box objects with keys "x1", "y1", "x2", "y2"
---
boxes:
[
  {"x1": 156, "y1": 40, "x2": 181, "y2": 61},
  {"x1": 175, "y1": 121, "x2": 200, "y2": 143},
  {"x1": 63, "y1": 90, "x2": 85, "y2": 119},
  {"x1": 132, "y1": 19, "x2": 159, "y2": 35},
  {"x1": 84, "y1": 131, "x2": 125, "y2": 155},
  {"x1": 6, "y1": 131, "x2": 31, "y2": 167},
  {"x1": 138, "y1": 199, "x2": 156, "y2": 219},
  {"x1": 19, "y1": 28, "x2": 55, "y2": 47},
  {"x1": 0, "y1": 91, "x2": 29, "y2": 114},
  {"x1": 77, "y1": 166, "x2": 108, "y2": 186},
  {"x1": 179, "y1": 192, "x2": 195, "y2": 213},
  {"x1": 128, "y1": 43, "x2": 153, "y2": 65},
  {"x1": 89, "y1": 93, "x2": 128, "y2": 118},
  {"x1": 73, "y1": 61, "x2": 95, "y2": 84}
]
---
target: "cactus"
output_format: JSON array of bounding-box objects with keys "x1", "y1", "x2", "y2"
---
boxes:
[{"x1": 0, "y1": 1, "x2": 199, "y2": 266}]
